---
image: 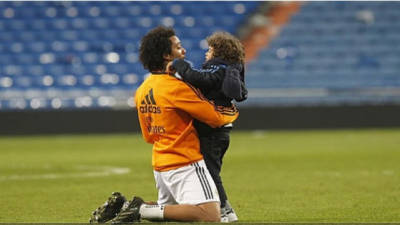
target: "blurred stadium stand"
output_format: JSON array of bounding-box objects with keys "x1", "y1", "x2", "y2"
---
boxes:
[
  {"x1": 0, "y1": 1, "x2": 258, "y2": 111},
  {"x1": 1, "y1": 1, "x2": 400, "y2": 134},
  {"x1": 246, "y1": 1, "x2": 400, "y2": 106}
]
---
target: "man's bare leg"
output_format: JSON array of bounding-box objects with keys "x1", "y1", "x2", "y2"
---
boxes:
[
  {"x1": 111, "y1": 197, "x2": 220, "y2": 223},
  {"x1": 163, "y1": 202, "x2": 220, "y2": 222}
]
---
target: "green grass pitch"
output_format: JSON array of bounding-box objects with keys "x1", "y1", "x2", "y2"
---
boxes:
[{"x1": 0, "y1": 129, "x2": 399, "y2": 223}]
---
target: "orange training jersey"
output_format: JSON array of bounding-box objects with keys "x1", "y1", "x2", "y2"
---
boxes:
[{"x1": 134, "y1": 73, "x2": 238, "y2": 172}]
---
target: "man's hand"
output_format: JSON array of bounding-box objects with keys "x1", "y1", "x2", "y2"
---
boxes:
[{"x1": 166, "y1": 61, "x2": 176, "y2": 74}]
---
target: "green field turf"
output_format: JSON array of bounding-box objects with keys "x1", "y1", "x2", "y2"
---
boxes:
[{"x1": 0, "y1": 129, "x2": 399, "y2": 223}]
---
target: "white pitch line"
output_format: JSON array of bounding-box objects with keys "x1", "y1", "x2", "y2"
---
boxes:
[
  {"x1": 313, "y1": 170, "x2": 395, "y2": 177},
  {"x1": 0, "y1": 166, "x2": 130, "y2": 181}
]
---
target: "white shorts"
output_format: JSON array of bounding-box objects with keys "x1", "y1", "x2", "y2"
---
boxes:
[{"x1": 154, "y1": 160, "x2": 220, "y2": 205}]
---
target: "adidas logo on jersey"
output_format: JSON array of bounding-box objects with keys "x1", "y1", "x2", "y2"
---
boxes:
[{"x1": 139, "y1": 88, "x2": 161, "y2": 114}]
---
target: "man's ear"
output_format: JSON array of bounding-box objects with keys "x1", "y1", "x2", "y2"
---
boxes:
[{"x1": 163, "y1": 54, "x2": 173, "y2": 61}]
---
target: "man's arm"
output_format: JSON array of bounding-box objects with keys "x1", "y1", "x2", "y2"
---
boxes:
[
  {"x1": 171, "y1": 81, "x2": 238, "y2": 128},
  {"x1": 134, "y1": 90, "x2": 153, "y2": 144},
  {"x1": 171, "y1": 59, "x2": 224, "y2": 90}
]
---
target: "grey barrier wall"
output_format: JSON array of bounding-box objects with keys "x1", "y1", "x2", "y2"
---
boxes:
[{"x1": 1, "y1": 105, "x2": 400, "y2": 135}]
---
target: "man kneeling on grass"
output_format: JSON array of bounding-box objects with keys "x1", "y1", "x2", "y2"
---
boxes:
[{"x1": 89, "y1": 26, "x2": 238, "y2": 223}]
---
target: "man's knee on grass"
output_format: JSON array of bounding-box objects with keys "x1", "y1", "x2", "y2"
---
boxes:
[
  {"x1": 163, "y1": 202, "x2": 220, "y2": 222},
  {"x1": 197, "y1": 201, "x2": 221, "y2": 222}
]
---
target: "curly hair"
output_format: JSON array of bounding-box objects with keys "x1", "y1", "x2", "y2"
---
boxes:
[
  {"x1": 139, "y1": 26, "x2": 176, "y2": 72},
  {"x1": 206, "y1": 31, "x2": 245, "y2": 65}
]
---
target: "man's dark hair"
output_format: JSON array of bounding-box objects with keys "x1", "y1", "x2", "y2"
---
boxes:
[{"x1": 139, "y1": 26, "x2": 176, "y2": 72}]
